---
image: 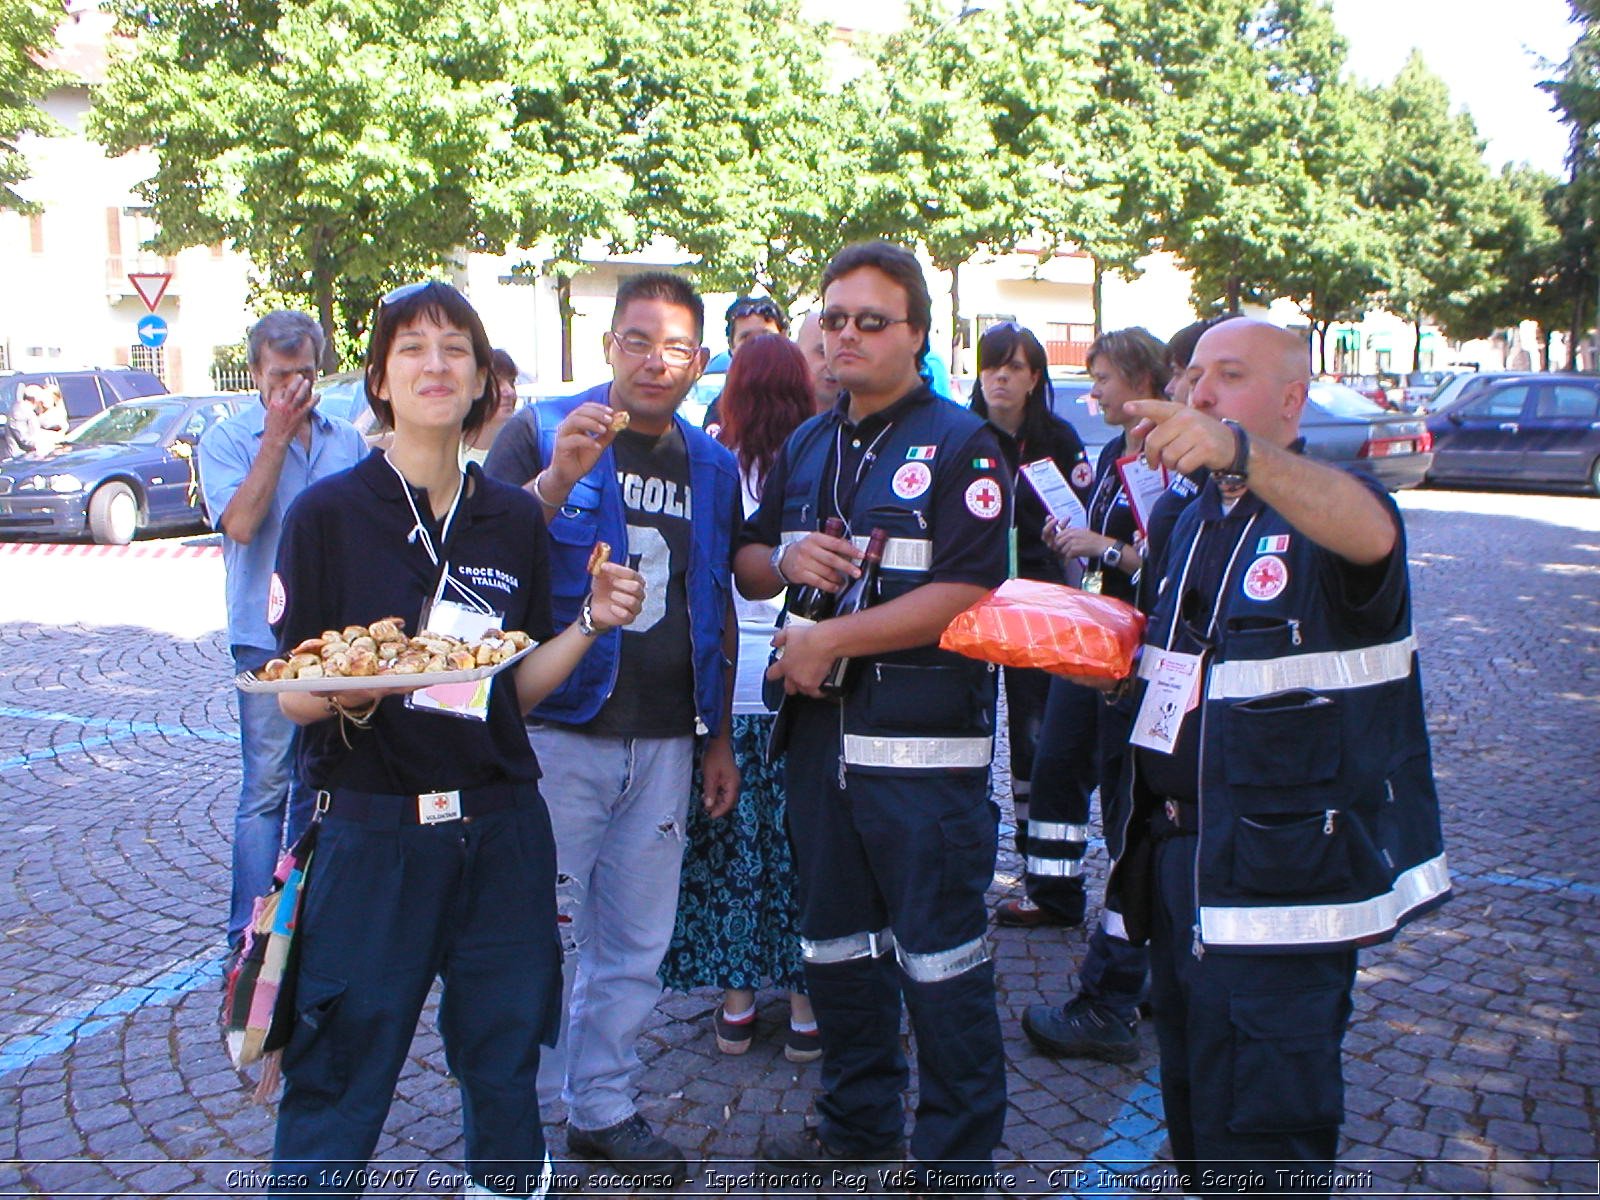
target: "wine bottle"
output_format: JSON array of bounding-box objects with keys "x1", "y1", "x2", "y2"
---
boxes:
[
  {"x1": 783, "y1": 516, "x2": 847, "y2": 633},
  {"x1": 818, "y1": 526, "x2": 888, "y2": 697}
]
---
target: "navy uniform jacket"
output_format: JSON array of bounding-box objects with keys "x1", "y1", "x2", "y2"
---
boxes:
[{"x1": 1108, "y1": 471, "x2": 1451, "y2": 954}]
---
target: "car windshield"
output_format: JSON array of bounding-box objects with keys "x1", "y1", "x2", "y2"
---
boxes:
[
  {"x1": 66, "y1": 401, "x2": 181, "y2": 446},
  {"x1": 1308, "y1": 383, "x2": 1387, "y2": 418}
]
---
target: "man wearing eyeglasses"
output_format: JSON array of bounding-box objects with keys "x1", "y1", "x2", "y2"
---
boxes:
[
  {"x1": 735, "y1": 242, "x2": 1010, "y2": 1191},
  {"x1": 484, "y1": 272, "x2": 741, "y2": 1185}
]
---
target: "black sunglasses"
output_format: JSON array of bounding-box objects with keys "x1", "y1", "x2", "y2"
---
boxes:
[
  {"x1": 818, "y1": 309, "x2": 911, "y2": 334},
  {"x1": 380, "y1": 280, "x2": 456, "y2": 306},
  {"x1": 728, "y1": 297, "x2": 783, "y2": 322}
]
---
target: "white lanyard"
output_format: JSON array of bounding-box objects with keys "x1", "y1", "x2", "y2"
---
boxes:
[
  {"x1": 830, "y1": 419, "x2": 897, "y2": 535},
  {"x1": 384, "y1": 453, "x2": 493, "y2": 614}
]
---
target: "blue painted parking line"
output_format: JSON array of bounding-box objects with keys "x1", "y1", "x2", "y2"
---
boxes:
[
  {"x1": 0, "y1": 705, "x2": 236, "y2": 773},
  {"x1": 1064, "y1": 1064, "x2": 1168, "y2": 1196},
  {"x1": 1472, "y1": 870, "x2": 1600, "y2": 899},
  {"x1": 0, "y1": 956, "x2": 222, "y2": 1078}
]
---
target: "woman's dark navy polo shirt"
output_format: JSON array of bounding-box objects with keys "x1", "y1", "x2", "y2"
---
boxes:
[{"x1": 272, "y1": 450, "x2": 554, "y2": 795}]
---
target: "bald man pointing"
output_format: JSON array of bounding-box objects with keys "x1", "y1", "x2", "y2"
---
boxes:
[{"x1": 1103, "y1": 319, "x2": 1450, "y2": 1197}]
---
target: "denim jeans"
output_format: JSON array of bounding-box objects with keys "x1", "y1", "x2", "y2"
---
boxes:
[
  {"x1": 230, "y1": 645, "x2": 315, "y2": 947},
  {"x1": 528, "y1": 727, "x2": 694, "y2": 1132}
]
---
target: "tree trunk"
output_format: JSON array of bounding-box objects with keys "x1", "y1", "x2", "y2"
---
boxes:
[
  {"x1": 1568, "y1": 287, "x2": 1587, "y2": 370},
  {"x1": 1092, "y1": 258, "x2": 1105, "y2": 336},
  {"x1": 312, "y1": 248, "x2": 337, "y2": 373},
  {"x1": 1541, "y1": 325, "x2": 1554, "y2": 370},
  {"x1": 557, "y1": 272, "x2": 575, "y2": 383},
  {"x1": 1226, "y1": 275, "x2": 1242, "y2": 314},
  {"x1": 949, "y1": 260, "x2": 962, "y2": 373},
  {"x1": 1315, "y1": 320, "x2": 1329, "y2": 376},
  {"x1": 1411, "y1": 316, "x2": 1423, "y2": 373}
]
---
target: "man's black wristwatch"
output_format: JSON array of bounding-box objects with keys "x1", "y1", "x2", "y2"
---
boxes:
[
  {"x1": 1214, "y1": 419, "x2": 1251, "y2": 487},
  {"x1": 1101, "y1": 540, "x2": 1125, "y2": 570}
]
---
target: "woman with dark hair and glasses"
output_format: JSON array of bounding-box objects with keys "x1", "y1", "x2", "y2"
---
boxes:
[
  {"x1": 660, "y1": 331, "x2": 822, "y2": 1062},
  {"x1": 967, "y1": 323, "x2": 1096, "y2": 930},
  {"x1": 267, "y1": 281, "x2": 644, "y2": 1198}
]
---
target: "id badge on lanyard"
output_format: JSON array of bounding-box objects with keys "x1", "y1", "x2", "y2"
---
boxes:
[
  {"x1": 1129, "y1": 647, "x2": 1203, "y2": 753},
  {"x1": 387, "y1": 455, "x2": 502, "y2": 722},
  {"x1": 406, "y1": 575, "x2": 503, "y2": 723}
]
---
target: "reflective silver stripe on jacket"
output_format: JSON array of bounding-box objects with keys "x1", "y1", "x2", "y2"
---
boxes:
[
  {"x1": 1029, "y1": 820, "x2": 1089, "y2": 844},
  {"x1": 1200, "y1": 635, "x2": 1419, "y2": 701},
  {"x1": 841, "y1": 734, "x2": 992, "y2": 770},
  {"x1": 1025, "y1": 855, "x2": 1083, "y2": 878},
  {"x1": 780, "y1": 530, "x2": 932, "y2": 572},
  {"x1": 800, "y1": 927, "x2": 896, "y2": 963},
  {"x1": 1100, "y1": 907, "x2": 1129, "y2": 940},
  {"x1": 895, "y1": 934, "x2": 990, "y2": 983},
  {"x1": 1198, "y1": 852, "x2": 1450, "y2": 947}
]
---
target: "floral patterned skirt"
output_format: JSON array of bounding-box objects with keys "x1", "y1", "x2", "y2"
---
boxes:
[{"x1": 659, "y1": 713, "x2": 805, "y2": 992}]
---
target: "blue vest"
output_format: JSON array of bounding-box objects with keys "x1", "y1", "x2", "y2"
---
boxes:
[
  {"x1": 531, "y1": 384, "x2": 738, "y2": 733},
  {"x1": 1113, "y1": 482, "x2": 1450, "y2": 954},
  {"x1": 777, "y1": 394, "x2": 1001, "y2": 776}
]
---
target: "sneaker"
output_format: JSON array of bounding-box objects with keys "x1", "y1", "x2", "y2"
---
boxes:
[
  {"x1": 783, "y1": 1025, "x2": 822, "y2": 1063},
  {"x1": 713, "y1": 1004, "x2": 755, "y2": 1055},
  {"x1": 566, "y1": 1113, "x2": 689, "y2": 1187},
  {"x1": 758, "y1": 1124, "x2": 902, "y2": 1173},
  {"x1": 995, "y1": 897, "x2": 1081, "y2": 928},
  {"x1": 1022, "y1": 996, "x2": 1138, "y2": 1064}
]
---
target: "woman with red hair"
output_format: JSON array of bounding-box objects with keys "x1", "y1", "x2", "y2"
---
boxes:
[{"x1": 660, "y1": 332, "x2": 822, "y2": 1062}]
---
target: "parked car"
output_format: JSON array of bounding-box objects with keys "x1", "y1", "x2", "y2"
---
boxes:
[
  {"x1": 1046, "y1": 373, "x2": 1115, "y2": 459},
  {"x1": 1398, "y1": 370, "x2": 1453, "y2": 410},
  {"x1": 1337, "y1": 373, "x2": 1402, "y2": 409},
  {"x1": 1423, "y1": 370, "x2": 1527, "y2": 415},
  {"x1": 1302, "y1": 381, "x2": 1434, "y2": 490},
  {"x1": 0, "y1": 368, "x2": 168, "y2": 440},
  {"x1": 1426, "y1": 374, "x2": 1600, "y2": 493},
  {"x1": 0, "y1": 394, "x2": 240, "y2": 544}
]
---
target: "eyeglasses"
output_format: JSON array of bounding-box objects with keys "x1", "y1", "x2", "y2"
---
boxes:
[
  {"x1": 609, "y1": 331, "x2": 702, "y2": 367},
  {"x1": 818, "y1": 309, "x2": 911, "y2": 334}
]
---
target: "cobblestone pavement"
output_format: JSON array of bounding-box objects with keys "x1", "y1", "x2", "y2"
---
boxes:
[{"x1": 0, "y1": 489, "x2": 1596, "y2": 1198}]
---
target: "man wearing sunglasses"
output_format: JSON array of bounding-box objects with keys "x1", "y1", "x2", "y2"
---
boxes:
[
  {"x1": 484, "y1": 272, "x2": 741, "y2": 1186},
  {"x1": 735, "y1": 242, "x2": 1010, "y2": 1191},
  {"x1": 701, "y1": 296, "x2": 790, "y2": 432}
]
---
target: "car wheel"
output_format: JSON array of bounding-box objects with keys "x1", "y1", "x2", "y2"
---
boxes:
[
  {"x1": 88, "y1": 481, "x2": 139, "y2": 545},
  {"x1": 1591, "y1": 457, "x2": 1600, "y2": 496}
]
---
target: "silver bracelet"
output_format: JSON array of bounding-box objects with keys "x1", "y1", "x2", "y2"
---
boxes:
[{"x1": 532, "y1": 470, "x2": 562, "y2": 508}]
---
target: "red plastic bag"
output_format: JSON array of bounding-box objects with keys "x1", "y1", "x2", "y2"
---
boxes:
[{"x1": 939, "y1": 579, "x2": 1146, "y2": 682}]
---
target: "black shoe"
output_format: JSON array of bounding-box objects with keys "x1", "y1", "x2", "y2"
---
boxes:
[
  {"x1": 994, "y1": 897, "x2": 1081, "y2": 928},
  {"x1": 758, "y1": 1125, "x2": 903, "y2": 1175},
  {"x1": 566, "y1": 1114, "x2": 689, "y2": 1187},
  {"x1": 1022, "y1": 996, "x2": 1138, "y2": 1064}
]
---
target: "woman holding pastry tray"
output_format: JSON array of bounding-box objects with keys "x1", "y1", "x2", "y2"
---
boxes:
[{"x1": 262, "y1": 281, "x2": 644, "y2": 1199}]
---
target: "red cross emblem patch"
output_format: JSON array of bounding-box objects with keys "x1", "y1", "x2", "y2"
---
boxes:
[
  {"x1": 964, "y1": 477, "x2": 1003, "y2": 520},
  {"x1": 1242, "y1": 555, "x2": 1288, "y2": 601}
]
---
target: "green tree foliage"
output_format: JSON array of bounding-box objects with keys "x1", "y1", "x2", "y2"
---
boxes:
[
  {"x1": 1368, "y1": 53, "x2": 1500, "y2": 368},
  {"x1": 1098, "y1": 0, "x2": 1353, "y2": 315},
  {"x1": 0, "y1": 0, "x2": 60, "y2": 212},
  {"x1": 90, "y1": 0, "x2": 522, "y2": 367},
  {"x1": 847, "y1": 0, "x2": 1102, "y2": 360}
]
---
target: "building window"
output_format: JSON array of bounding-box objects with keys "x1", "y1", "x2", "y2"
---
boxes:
[{"x1": 131, "y1": 344, "x2": 166, "y2": 382}]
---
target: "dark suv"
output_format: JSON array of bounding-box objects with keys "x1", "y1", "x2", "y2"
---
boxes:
[{"x1": 0, "y1": 369, "x2": 168, "y2": 439}]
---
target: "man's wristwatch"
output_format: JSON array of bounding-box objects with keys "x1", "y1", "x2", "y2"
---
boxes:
[
  {"x1": 1214, "y1": 419, "x2": 1251, "y2": 487},
  {"x1": 577, "y1": 595, "x2": 602, "y2": 638},
  {"x1": 769, "y1": 544, "x2": 792, "y2": 586},
  {"x1": 1101, "y1": 540, "x2": 1125, "y2": 570}
]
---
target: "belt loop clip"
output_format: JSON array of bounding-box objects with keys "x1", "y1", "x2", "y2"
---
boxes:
[{"x1": 315, "y1": 789, "x2": 331, "y2": 817}]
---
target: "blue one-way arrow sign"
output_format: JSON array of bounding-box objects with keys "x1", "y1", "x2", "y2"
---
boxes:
[{"x1": 137, "y1": 314, "x2": 168, "y2": 349}]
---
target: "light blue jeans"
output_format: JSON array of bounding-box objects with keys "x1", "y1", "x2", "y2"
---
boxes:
[
  {"x1": 230, "y1": 645, "x2": 315, "y2": 948},
  {"x1": 529, "y1": 726, "x2": 694, "y2": 1132}
]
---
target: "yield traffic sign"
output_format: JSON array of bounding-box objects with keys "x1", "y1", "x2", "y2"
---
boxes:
[
  {"x1": 128, "y1": 272, "x2": 172, "y2": 312},
  {"x1": 137, "y1": 314, "x2": 169, "y2": 348}
]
